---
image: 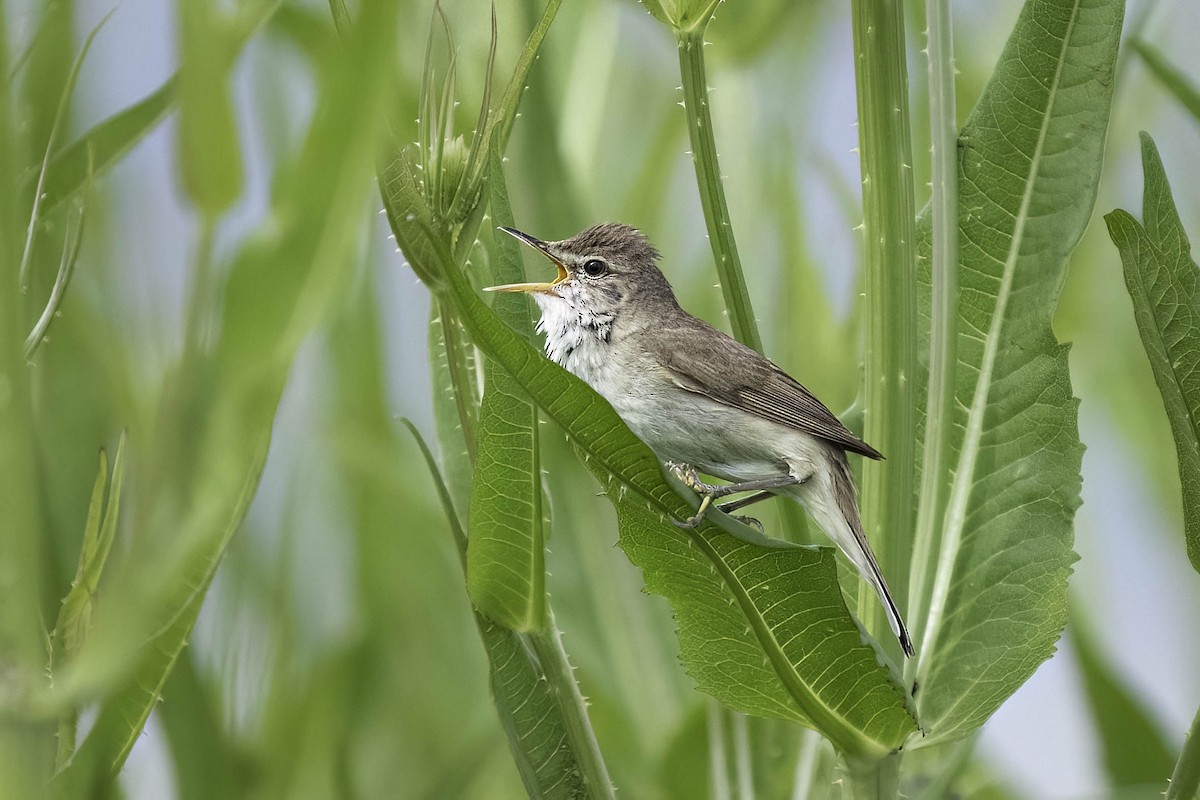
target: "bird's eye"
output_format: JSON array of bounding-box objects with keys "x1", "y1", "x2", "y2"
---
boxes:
[{"x1": 582, "y1": 259, "x2": 607, "y2": 277}]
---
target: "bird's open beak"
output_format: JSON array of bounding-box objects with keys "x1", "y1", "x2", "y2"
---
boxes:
[{"x1": 483, "y1": 227, "x2": 569, "y2": 294}]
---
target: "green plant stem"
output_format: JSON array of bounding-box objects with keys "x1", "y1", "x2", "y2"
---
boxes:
[
  {"x1": 677, "y1": 27, "x2": 763, "y2": 354},
  {"x1": 1168, "y1": 706, "x2": 1200, "y2": 800},
  {"x1": 849, "y1": 0, "x2": 918, "y2": 653},
  {"x1": 838, "y1": 752, "x2": 900, "y2": 800},
  {"x1": 439, "y1": 308, "x2": 478, "y2": 464},
  {"x1": 528, "y1": 620, "x2": 617, "y2": 800},
  {"x1": 907, "y1": 0, "x2": 958, "y2": 676}
]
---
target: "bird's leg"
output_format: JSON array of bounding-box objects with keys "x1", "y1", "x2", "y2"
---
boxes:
[
  {"x1": 667, "y1": 463, "x2": 801, "y2": 529},
  {"x1": 716, "y1": 491, "x2": 773, "y2": 532}
]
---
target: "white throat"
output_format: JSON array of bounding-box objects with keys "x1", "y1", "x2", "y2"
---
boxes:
[{"x1": 533, "y1": 286, "x2": 614, "y2": 390}]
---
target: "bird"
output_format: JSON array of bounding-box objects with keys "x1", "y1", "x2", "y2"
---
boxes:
[{"x1": 484, "y1": 222, "x2": 913, "y2": 657}]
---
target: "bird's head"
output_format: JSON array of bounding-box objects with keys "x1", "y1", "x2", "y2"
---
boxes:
[{"x1": 484, "y1": 223, "x2": 676, "y2": 328}]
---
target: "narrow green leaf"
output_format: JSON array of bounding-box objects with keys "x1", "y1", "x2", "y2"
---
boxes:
[
  {"x1": 1132, "y1": 39, "x2": 1200, "y2": 124},
  {"x1": 909, "y1": 0, "x2": 1121, "y2": 745},
  {"x1": 34, "y1": 78, "x2": 176, "y2": 215},
  {"x1": 466, "y1": 150, "x2": 544, "y2": 632},
  {"x1": 1070, "y1": 610, "x2": 1174, "y2": 789},
  {"x1": 18, "y1": 8, "x2": 114, "y2": 290},
  {"x1": 1105, "y1": 132, "x2": 1200, "y2": 574}
]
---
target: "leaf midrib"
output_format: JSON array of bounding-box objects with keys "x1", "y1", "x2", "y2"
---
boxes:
[
  {"x1": 913, "y1": 0, "x2": 1081, "y2": 697},
  {"x1": 686, "y1": 531, "x2": 894, "y2": 758}
]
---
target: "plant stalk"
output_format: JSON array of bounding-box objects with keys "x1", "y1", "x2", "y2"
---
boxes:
[
  {"x1": 1168, "y1": 705, "x2": 1200, "y2": 800},
  {"x1": 907, "y1": 0, "x2": 959, "y2": 678},
  {"x1": 849, "y1": 0, "x2": 919, "y2": 654},
  {"x1": 677, "y1": 26, "x2": 764, "y2": 354},
  {"x1": 838, "y1": 752, "x2": 900, "y2": 800}
]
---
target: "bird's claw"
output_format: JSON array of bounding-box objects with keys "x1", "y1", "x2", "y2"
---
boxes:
[
  {"x1": 670, "y1": 489, "x2": 713, "y2": 529},
  {"x1": 732, "y1": 514, "x2": 764, "y2": 532}
]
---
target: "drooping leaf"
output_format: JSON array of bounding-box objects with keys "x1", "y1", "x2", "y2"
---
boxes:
[
  {"x1": 908, "y1": 0, "x2": 1121, "y2": 746},
  {"x1": 1105, "y1": 132, "x2": 1200, "y2": 574},
  {"x1": 1070, "y1": 609, "x2": 1174, "y2": 789},
  {"x1": 466, "y1": 148, "x2": 544, "y2": 632}
]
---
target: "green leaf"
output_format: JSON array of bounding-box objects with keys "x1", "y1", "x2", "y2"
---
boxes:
[
  {"x1": 1070, "y1": 609, "x2": 1173, "y2": 789},
  {"x1": 466, "y1": 150, "x2": 544, "y2": 632},
  {"x1": 34, "y1": 78, "x2": 177, "y2": 216},
  {"x1": 908, "y1": 0, "x2": 1121, "y2": 746},
  {"x1": 1132, "y1": 39, "x2": 1200, "y2": 124},
  {"x1": 1105, "y1": 132, "x2": 1200, "y2": 574},
  {"x1": 390, "y1": 222, "x2": 916, "y2": 757}
]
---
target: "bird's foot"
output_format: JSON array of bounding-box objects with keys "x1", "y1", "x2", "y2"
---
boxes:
[{"x1": 666, "y1": 462, "x2": 724, "y2": 496}]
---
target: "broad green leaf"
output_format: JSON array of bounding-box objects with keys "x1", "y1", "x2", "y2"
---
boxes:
[
  {"x1": 1070, "y1": 610, "x2": 1173, "y2": 789},
  {"x1": 467, "y1": 149, "x2": 544, "y2": 632},
  {"x1": 390, "y1": 220, "x2": 916, "y2": 756},
  {"x1": 1105, "y1": 132, "x2": 1200, "y2": 574},
  {"x1": 908, "y1": 0, "x2": 1120, "y2": 746},
  {"x1": 34, "y1": 78, "x2": 176, "y2": 215},
  {"x1": 49, "y1": 2, "x2": 401, "y2": 783},
  {"x1": 1132, "y1": 40, "x2": 1200, "y2": 124}
]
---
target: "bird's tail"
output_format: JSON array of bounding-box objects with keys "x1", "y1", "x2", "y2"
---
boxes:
[{"x1": 791, "y1": 457, "x2": 914, "y2": 658}]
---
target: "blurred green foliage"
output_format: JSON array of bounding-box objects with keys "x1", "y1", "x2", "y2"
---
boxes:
[{"x1": 2, "y1": 0, "x2": 1199, "y2": 797}]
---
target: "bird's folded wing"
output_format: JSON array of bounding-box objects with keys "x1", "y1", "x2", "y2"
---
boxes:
[{"x1": 659, "y1": 347, "x2": 884, "y2": 460}]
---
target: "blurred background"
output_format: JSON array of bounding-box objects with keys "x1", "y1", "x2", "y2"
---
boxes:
[{"x1": 7, "y1": 0, "x2": 1200, "y2": 796}]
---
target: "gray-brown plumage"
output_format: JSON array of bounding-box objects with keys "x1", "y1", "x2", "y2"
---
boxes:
[{"x1": 486, "y1": 222, "x2": 912, "y2": 656}]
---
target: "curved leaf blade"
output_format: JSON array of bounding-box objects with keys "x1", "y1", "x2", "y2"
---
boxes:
[
  {"x1": 1105, "y1": 132, "x2": 1200, "y2": 573},
  {"x1": 910, "y1": 0, "x2": 1120, "y2": 745},
  {"x1": 34, "y1": 78, "x2": 176, "y2": 215}
]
